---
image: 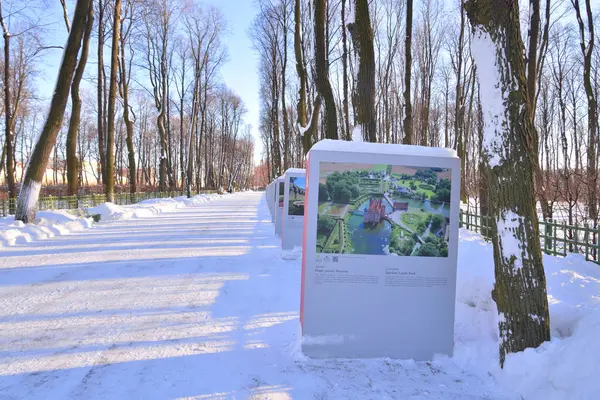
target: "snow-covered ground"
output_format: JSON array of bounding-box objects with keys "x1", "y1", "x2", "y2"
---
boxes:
[
  {"x1": 0, "y1": 192, "x2": 598, "y2": 399},
  {"x1": 0, "y1": 193, "x2": 226, "y2": 248}
]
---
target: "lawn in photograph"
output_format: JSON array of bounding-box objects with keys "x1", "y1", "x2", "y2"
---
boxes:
[
  {"x1": 316, "y1": 162, "x2": 451, "y2": 257},
  {"x1": 288, "y1": 176, "x2": 305, "y2": 216}
]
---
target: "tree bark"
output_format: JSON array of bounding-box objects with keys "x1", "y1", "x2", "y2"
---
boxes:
[
  {"x1": 455, "y1": 5, "x2": 467, "y2": 202},
  {"x1": 294, "y1": 0, "x2": 311, "y2": 153},
  {"x1": 0, "y1": 2, "x2": 15, "y2": 208},
  {"x1": 119, "y1": 1, "x2": 136, "y2": 197},
  {"x1": 465, "y1": 0, "x2": 550, "y2": 367},
  {"x1": 280, "y1": 1, "x2": 291, "y2": 170},
  {"x1": 67, "y1": 1, "x2": 94, "y2": 196},
  {"x1": 15, "y1": 0, "x2": 92, "y2": 223},
  {"x1": 350, "y1": 0, "x2": 376, "y2": 142},
  {"x1": 402, "y1": 0, "x2": 413, "y2": 144},
  {"x1": 105, "y1": 0, "x2": 121, "y2": 203},
  {"x1": 314, "y1": 0, "x2": 338, "y2": 140},
  {"x1": 97, "y1": 0, "x2": 106, "y2": 185},
  {"x1": 341, "y1": 0, "x2": 351, "y2": 141}
]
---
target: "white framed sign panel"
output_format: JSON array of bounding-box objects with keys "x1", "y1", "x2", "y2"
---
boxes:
[
  {"x1": 282, "y1": 168, "x2": 306, "y2": 250},
  {"x1": 267, "y1": 181, "x2": 275, "y2": 222},
  {"x1": 274, "y1": 177, "x2": 284, "y2": 237},
  {"x1": 300, "y1": 139, "x2": 461, "y2": 360}
]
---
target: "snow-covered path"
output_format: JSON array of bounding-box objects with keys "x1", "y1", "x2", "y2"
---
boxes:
[{"x1": 0, "y1": 193, "x2": 515, "y2": 399}]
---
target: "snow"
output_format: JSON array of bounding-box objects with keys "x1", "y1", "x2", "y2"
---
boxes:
[
  {"x1": 454, "y1": 229, "x2": 600, "y2": 399},
  {"x1": 310, "y1": 139, "x2": 458, "y2": 158},
  {"x1": 87, "y1": 193, "x2": 223, "y2": 222},
  {"x1": 347, "y1": 0, "x2": 355, "y2": 24},
  {"x1": 301, "y1": 334, "x2": 356, "y2": 346},
  {"x1": 1, "y1": 193, "x2": 227, "y2": 247},
  {"x1": 15, "y1": 180, "x2": 42, "y2": 216},
  {"x1": 351, "y1": 125, "x2": 363, "y2": 142},
  {"x1": 281, "y1": 246, "x2": 302, "y2": 260},
  {"x1": 496, "y1": 210, "x2": 525, "y2": 272},
  {"x1": 0, "y1": 193, "x2": 598, "y2": 399},
  {"x1": 0, "y1": 210, "x2": 93, "y2": 248},
  {"x1": 282, "y1": 168, "x2": 305, "y2": 175},
  {"x1": 470, "y1": 28, "x2": 508, "y2": 168},
  {"x1": 297, "y1": 122, "x2": 309, "y2": 138}
]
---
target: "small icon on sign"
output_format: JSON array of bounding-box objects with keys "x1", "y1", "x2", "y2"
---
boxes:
[
  {"x1": 333, "y1": 256, "x2": 339, "y2": 263},
  {"x1": 324, "y1": 256, "x2": 331, "y2": 262}
]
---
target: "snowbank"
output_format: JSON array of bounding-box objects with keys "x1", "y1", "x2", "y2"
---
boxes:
[
  {"x1": 0, "y1": 193, "x2": 234, "y2": 248},
  {"x1": 87, "y1": 193, "x2": 227, "y2": 222},
  {"x1": 281, "y1": 246, "x2": 302, "y2": 260},
  {"x1": 0, "y1": 210, "x2": 93, "y2": 248},
  {"x1": 452, "y1": 229, "x2": 600, "y2": 400}
]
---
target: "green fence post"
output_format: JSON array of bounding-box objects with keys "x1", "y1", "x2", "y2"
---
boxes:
[{"x1": 585, "y1": 223, "x2": 590, "y2": 261}]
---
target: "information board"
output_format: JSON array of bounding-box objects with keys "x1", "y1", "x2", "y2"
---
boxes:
[
  {"x1": 282, "y1": 168, "x2": 306, "y2": 250},
  {"x1": 300, "y1": 139, "x2": 460, "y2": 360}
]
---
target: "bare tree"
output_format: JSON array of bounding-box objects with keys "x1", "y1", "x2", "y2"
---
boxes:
[
  {"x1": 65, "y1": 1, "x2": 94, "y2": 196},
  {"x1": 314, "y1": 0, "x2": 337, "y2": 140},
  {"x1": 118, "y1": 0, "x2": 137, "y2": 197},
  {"x1": 15, "y1": 0, "x2": 93, "y2": 222}
]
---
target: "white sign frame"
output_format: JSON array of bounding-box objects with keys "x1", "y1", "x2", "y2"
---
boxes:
[
  {"x1": 282, "y1": 169, "x2": 306, "y2": 250},
  {"x1": 300, "y1": 140, "x2": 461, "y2": 360},
  {"x1": 274, "y1": 177, "x2": 284, "y2": 237}
]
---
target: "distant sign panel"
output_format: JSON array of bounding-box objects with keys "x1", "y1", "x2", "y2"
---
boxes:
[{"x1": 282, "y1": 169, "x2": 306, "y2": 250}]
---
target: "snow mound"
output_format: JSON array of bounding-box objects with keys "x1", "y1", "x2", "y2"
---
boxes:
[
  {"x1": 1, "y1": 192, "x2": 231, "y2": 248},
  {"x1": 453, "y1": 228, "x2": 600, "y2": 400},
  {"x1": 0, "y1": 210, "x2": 92, "y2": 248},
  {"x1": 281, "y1": 246, "x2": 302, "y2": 260},
  {"x1": 88, "y1": 194, "x2": 228, "y2": 222}
]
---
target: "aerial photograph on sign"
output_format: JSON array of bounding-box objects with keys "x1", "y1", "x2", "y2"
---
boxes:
[
  {"x1": 278, "y1": 181, "x2": 285, "y2": 207},
  {"x1": 288, "y1": 176, "x2": 305, "y2": 216},
  {"x1": 316, "y1": 162, "x2": 451, "y2": 257}
]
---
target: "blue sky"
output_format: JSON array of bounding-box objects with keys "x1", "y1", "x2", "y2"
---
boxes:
[{"x1": 36, "y1": 0, "x2": 262, "y2": 163}]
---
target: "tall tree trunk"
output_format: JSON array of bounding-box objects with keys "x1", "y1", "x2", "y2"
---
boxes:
[
  {"x1": 0, "y1": 141, "x2": 6, "y2": 177},
  {"x1": 526, "y1": 0, "x2": 540, "y2": 115},
  {"x1": 0, "y1": 2, "x2": 15, "y2": 208},
  {"x1": 270, "y1": 44, "x2": 282, "y2": 177},
  {"x1": 314, "y1": 0, "x2": 338, "y2": 140},
  {"x1": 67, "y1": 2, "x2": 94, "y2": 196},
  {"x1": 105, "y1": 0, "x2": 121, "y2": 203},
  {"x1": 294, "y1": 0, "x2": 311, "y2": 154},
  {"x1": 281, "y1": 4, "x2": 291, "y2": 170},
  {"x1": 119, "y1": 3, "x2": 135, "y2": 197},
  {"x1": 573, "y1": 0, "x2": 597, "y2": 225},
  {"x1": 465, "y1": 0, "x2": 551, "y2": 367},
  {"x1": 350, "y1": 0, "x2": 376, "y2": 142},
  {"x1": 97, "y1": 0, "x2": 106, "y2": 185},
  {"x1": 455, "y1": 5, "x2": 467, "y2": 202},
  {"x1": 341, "y1": 0, "x2": 351, "y2": 141},
  {"x1": 402, "y1": 0, "x2": 413, "y2": 144},
  {"x1": 15, "y1": 0, "x2": 92, "y2": 223}
]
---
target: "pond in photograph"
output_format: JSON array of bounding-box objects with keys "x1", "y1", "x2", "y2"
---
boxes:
[{"x1": 346, "y1": 214, "x2": 392, "y2": 255}]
